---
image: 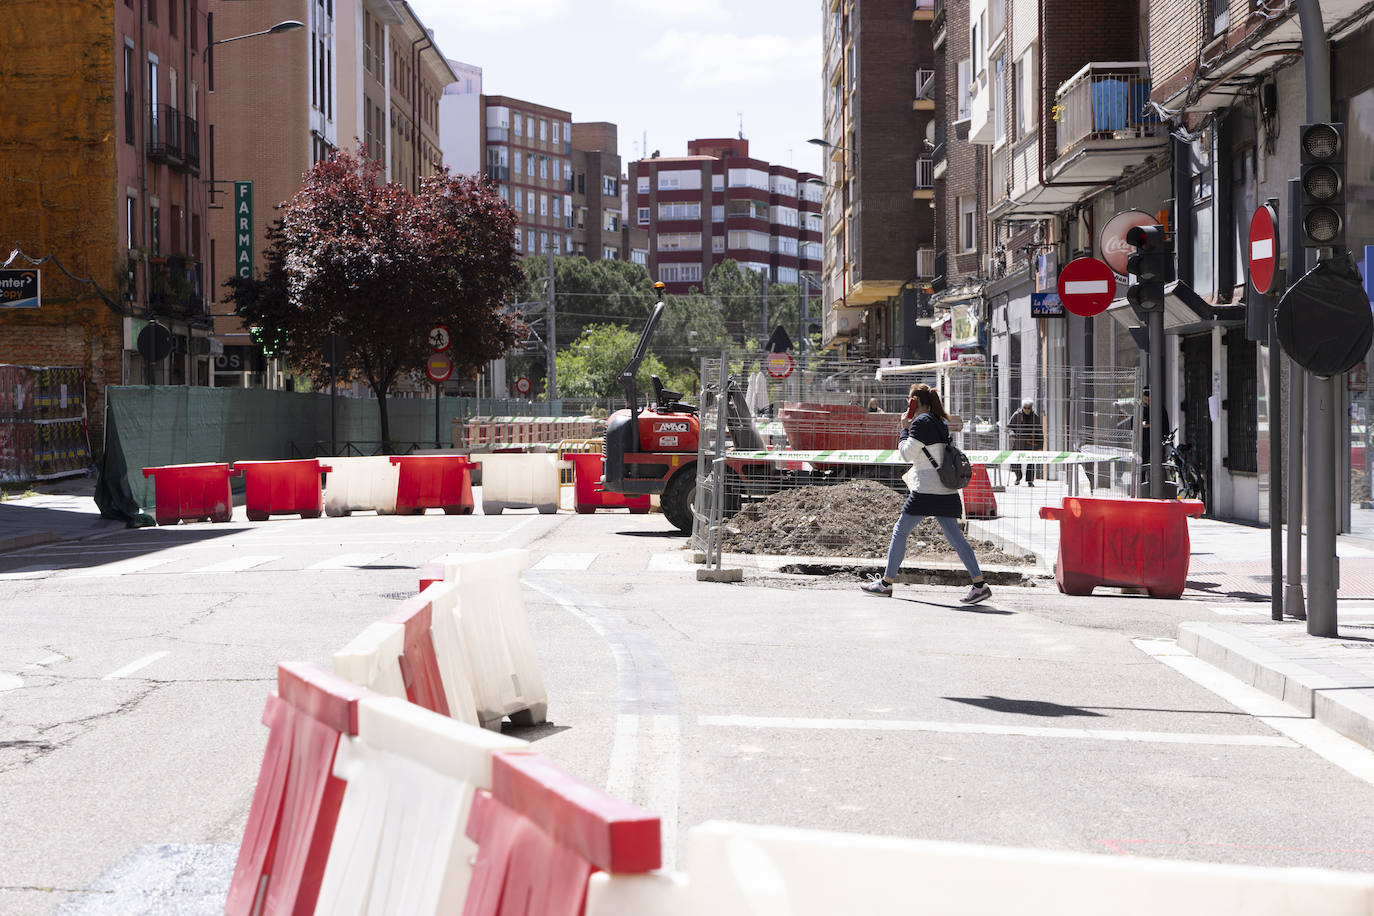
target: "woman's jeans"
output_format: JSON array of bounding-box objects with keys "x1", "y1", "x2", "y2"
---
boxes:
[{"x1": 884, "y1": 512, "x2": 983, "y2": 581}]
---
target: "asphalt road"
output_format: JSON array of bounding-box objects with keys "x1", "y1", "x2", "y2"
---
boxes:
[{"x1": 2, "y1": 505, "x2": 1374, "y2": 913}]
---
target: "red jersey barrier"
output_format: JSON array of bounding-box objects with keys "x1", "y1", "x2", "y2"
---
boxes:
[
  {"x1": 141, "y1": 462, "x2": 234, "y2": 525},
  {"x1": 391, "y1": 455, "x2": 475, "y2": 515},
  {"x1": 383, "y1": 594, "x2": 452, "y2": 717},
  {"x1": 570, "y1": 453, "x2": 651, "y2": 515},
  {"x1": 231, "y1": 459, "x2": 331, "y2": 522},
  {"x1": 463, "y1": 751, "x2": 661, "y2": 916},
  {"x1": 1039, "y1": 496, "x2": 1205, "y2": 599},
  {"x1": 226, "y1": 662, "x2": 371, "y2": 916}
]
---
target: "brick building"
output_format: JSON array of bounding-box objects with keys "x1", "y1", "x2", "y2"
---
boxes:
[
  {"x1": 481, "y1": 96, "x2": 573, "y2": 258},
  {"x1": 0, "y1": 0, "x2": 216, "y2": 453},
  {"x1": 628, "y1": 138, "x2": 822, "y2": 296},
  {"x1": 569, "y1": 122, "x2": 648, "y2": 266},
  {"x1": 816, "y1": 0, "x2": 938, "y2": 360}
]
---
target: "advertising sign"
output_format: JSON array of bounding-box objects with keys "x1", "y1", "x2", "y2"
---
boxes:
[
  {"x1": 0, "y1": 270, "x2": 40, "y2": 309},
  {"x1": 1099, "y1": 209, "x2": 1158, "y2": 277},
  {"x1": 234, "y1": 181, "x2": 253, "y2": 279},
  {"x1": 1030, "y1": 292, "x2": 1065, "y2": 318}
]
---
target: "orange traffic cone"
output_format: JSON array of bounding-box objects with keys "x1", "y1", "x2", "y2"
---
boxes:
[{"x1": 963, "y1": 464, "x2": 998, "y2": 518}]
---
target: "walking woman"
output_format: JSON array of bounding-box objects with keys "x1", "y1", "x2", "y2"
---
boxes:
[{"x1": 861, "y1": 383, "x2": 992, "y2": 604}]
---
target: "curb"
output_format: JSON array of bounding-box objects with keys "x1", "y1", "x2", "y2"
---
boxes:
[
  {"x1": 0, "y1": 531, "x2": 57, "y2": 554},
  {"x1": 1178, "y1": 621, "x2": 1374, "y2": 753}
]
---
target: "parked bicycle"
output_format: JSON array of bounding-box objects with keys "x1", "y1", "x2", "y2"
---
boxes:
[{"x1": 1142, "y1": 427, "x2": 1206, "y2": 504}]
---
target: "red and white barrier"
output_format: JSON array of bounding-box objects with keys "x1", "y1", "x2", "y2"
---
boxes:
[
  {"x1": 424, "y1": 580, "x2": 482, "y2": 727},
  {"x1": 332, "y1": 594, "x2": 451, "y2": 717},
  {"x1": 587, "y1": 821, "x2": 1374, "y2": 916},
  {"x1": 313, "y1": 696, "x2": 528, "y2": 914},
  {"x1": 464, "y1": 750, "x2": 661, "y2": 916},
  {"x1": 226, "y1": 662, "x2": 370, "y2": 916},
  {"x1": 323, "y1": 456, "x2": 401, "y2": 517},
  {"x1": 333, "y1": 621, "x2": 407, "y2": 700},
  {"x1": 431, "y1": 549, "x2": 548, "y2": 730}
]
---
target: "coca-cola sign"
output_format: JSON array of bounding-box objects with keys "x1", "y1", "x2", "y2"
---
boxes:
[{"x1": 1099, "y1": 209, "x2": 1158, "y2": 277}]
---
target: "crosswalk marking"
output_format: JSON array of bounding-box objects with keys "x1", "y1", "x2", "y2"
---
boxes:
[
  {"x1": 306, "y1": 553, "x2": 387, "y2": 571},
  {"x1": 193, "y1": 555, "x2": 279, "y2": 574},
  {"x1": 532, "y1": 553, "x2": 597, "y2": 571},
  {"x1": 70, "y1": 555, "x2": 178, "y2": 578}
]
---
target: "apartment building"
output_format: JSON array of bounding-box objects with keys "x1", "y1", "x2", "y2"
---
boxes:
[
  {"x1": 0, "y1": 0, "x2": 216, "y2": 449},
  {"x1": 441, "y1": 60, "x2": 483, "y2": 176},
  {"x1": 628, "y1": 138, "x2": 823, "y2": 296},
  {"x1": 568, "y1": 123, "x2": 648, "y2": 265},
  {"x1": 816, "y1": 0, "x2": 939, "y2": 360},
  {"x1": 482, "y1": 96, "x2": 573, "y2": 258},
  {"x1": 386, "y1": 8, "x2": 455, "y2": 193}
]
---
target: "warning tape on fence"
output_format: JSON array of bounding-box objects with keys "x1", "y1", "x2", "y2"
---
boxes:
[{"x1": 723, "y1": 448, "x2": 1130, "y2": 467}]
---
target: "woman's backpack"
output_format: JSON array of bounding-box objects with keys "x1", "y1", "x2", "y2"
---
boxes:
[{"x1": 920, "y1": 437, "x2": 974, "y2": 490}]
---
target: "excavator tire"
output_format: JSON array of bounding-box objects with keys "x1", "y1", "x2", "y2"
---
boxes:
[{"x1": 662, "y1": 467, "x2": 696, "y2": 533}]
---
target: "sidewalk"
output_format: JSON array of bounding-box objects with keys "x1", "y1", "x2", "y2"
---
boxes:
[{"x1": 0, "y1": 475, "x2": 124, "y2": 552}]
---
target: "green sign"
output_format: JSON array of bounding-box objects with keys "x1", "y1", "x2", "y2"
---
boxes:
[{"x1": 234, "y1": 181, "x2": 253, "y2": 278}]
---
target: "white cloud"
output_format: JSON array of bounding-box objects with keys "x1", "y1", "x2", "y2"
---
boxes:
[
  {"x1": 614, "y1": 0, "x2": 728, "y2": 21},
  {"x1": 414, "y1": 0, "x2": 571, "y2": 35},
  {"x1": 643, "y1": 30, "x2": 820, "y2": 90}
]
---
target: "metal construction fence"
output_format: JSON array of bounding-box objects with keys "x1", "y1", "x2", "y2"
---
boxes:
[{"x1": 690, "y1": 351, "x2": 1144, "y2": 571}]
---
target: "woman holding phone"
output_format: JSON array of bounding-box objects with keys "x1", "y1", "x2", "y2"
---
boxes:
[{"x1": 861, "y1": 383, "x2": 992, "y2": 604}]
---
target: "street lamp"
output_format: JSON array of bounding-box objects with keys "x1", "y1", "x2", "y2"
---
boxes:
[{"x1": 204, "y1": 19, "x2": 305, "y2": 91}]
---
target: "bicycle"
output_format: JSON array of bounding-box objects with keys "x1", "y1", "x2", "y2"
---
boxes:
[{"x1": 1142, "y1": 427, "x2": 1206, "y2": 504}]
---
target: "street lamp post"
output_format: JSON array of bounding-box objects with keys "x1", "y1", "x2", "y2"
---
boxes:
[{"x1": 204, "y1": 18, "x2": 304, "y2": 92}]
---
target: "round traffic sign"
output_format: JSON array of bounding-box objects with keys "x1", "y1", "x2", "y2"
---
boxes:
[
  {"x1": 428, "y1": 324, "x2": 451, "y2": 352},
  {"x1": 1056, "y1": 257, "x2": 1116, "y2": 317},
  {"x1": 1276, "y1": 259, "x2": 1373, "y2": 377},
  {"x1": 1099, "y1": 210, "x2": 1157, "y2": 277},
  {"x1": 425, "y1": 351, "x2": 453, "y2": 383},
  {"x1": 514, "y1": 376, "x2": 531, "y2": 395},
  {"x1": 765, "y1": 352, "x2": 794, "y2": 379},
  {"x1": 1248, "y1": 204, "x2": 1280, "y2": 295}
]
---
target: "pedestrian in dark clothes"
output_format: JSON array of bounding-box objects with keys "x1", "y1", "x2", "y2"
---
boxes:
[
  {"x1": 1007, "y1": 398, "x2": 1043, "y2": 486},
  {"x1": 861, "y1": 384, "x2": 991, "y2": 604}
]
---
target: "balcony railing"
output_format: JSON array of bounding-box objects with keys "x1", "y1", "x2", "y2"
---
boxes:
[
  {"x1": 147, "y1": 104, "x2": 182, "y2": 165},
  {"x1": 914, "y1": 156, "x2": 934, "y2": 190},
  {"x1": 932, "y1": 121, "x2": 947, "y2": 169},
  {"x1": 1054, "y1": 62, "x2": 1162, "y2": 157},
  {"x1": 915, "y1": 68, "x2": 936, "y2": 100},
  {"x1": 149, "y1": 254, "x2": 204, "y2": 315},
  {"x1": 916, "y1": 247, "x2": 936, "y2": 278},
  {"x1": 184, "y1": 115, "x2": 200, "y2": 173},
  {"x1": 990, "y1": 146, "x2": 1009, "y2": 206},
  {"x1": 485, "y1": 165, "x2": 509, "y2": 182},
  {"x1": 486, "y1": 127, "x2": 509, "y2": 143}
]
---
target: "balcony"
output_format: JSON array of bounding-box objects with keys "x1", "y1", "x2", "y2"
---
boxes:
[
  {"x1": 913, "y1": 157, "x2": 934, "y2": 196},
  {"x1": 913, "y1": 0, "x2": 934, "y2": 19},
  {"x1": 932, "y1": 0, "x2": 945, "y2": 48},
  {"x1": 184, "y1": 115, "x2": 200, "y2": 174},
  {"x1": 989, "y1": 145, "x2": 1010, "y2": 215},
  {"x1": 149, "y1": 255, "x2": 204, "y2": 316},
  {"x1": 485, "y1": 165, "x2": 509, "y2": 182},
  {"x1": 1050, "y1": 62, "x2": 1167, "y2": 182},
  {"x1": 931, "y1": 121, "x2": 947, "y2": 180},
  {"x1": 823, "y1": 302, "x2": 865, "y2": 347},
  {"x1": 486, "y1": 127, "x2": 509, "y2": 143},
  {"x1": 916, "y1": 247, "x2": 936, "y2": 278},
  {"x1": 147, "y1": 104, "x2": 183, "y2": 166},
  {"x1": 914, "y1": 69, "x2": 936, "y2": 105}
]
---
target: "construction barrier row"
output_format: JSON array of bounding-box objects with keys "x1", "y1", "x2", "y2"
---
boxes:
[
  {"x1": 459, "y1": 416, "x2": 601, "y2": 449},
  {"x1": 142, "y1": 451, "x2": 643, "y2": 524}
]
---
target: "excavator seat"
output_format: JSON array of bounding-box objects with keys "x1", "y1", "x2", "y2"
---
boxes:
[{"x1": 651, "y1": 376, "x2": 696, "y2": 414}]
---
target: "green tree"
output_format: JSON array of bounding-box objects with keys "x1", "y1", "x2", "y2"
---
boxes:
[
  {"x1": 703, "y1": 259, "x2": 762, "y2": 341},
  {"x1": 551, "y1": 323, "x2": 672, "y2": 403}
]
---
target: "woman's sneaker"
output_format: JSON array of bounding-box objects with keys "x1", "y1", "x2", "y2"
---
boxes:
[
  {"x1": 960, "y1": 583, "x2": 992, "y2": 604},
  {"x1": 861, "y1": 575, "x2": 893, "y2": 597}
]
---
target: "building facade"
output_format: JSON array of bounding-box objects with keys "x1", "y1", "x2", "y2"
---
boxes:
[
  {"x1": 482, "y1": 96, "x2": 573, "y2": 258},
  {"x1": 440, "y1": 60, "x2": 482, "y2": 177},
  {"x1": 817, "y1": 0, "x2": 939, "y2": 360},
  {"x1": 568, "y1": 122, "x2": 648, "y2": 265},
  {"x1": 629, "y1": 138, "x2": 822, "y2": 296},
  {"x1": 0, "y1": 0, "x2": 216, "y2": 451}
]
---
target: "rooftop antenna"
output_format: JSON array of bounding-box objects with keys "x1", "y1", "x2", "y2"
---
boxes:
[{"x1": 738, "y1": 112, "x2": 744, "y2": 140}]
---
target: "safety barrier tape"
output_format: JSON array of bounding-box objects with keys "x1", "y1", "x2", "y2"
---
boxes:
[{"x1": 723, "y1": 448, "x2": 1130, "y2": 467}]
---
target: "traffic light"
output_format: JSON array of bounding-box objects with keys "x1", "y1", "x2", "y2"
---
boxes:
[
  {"x1": 1299, "y1": 122, "x2": 1345, "y2": 249},
  {"x1": 1125, "y1": 224, "x2": 1174, "y2": 317}
]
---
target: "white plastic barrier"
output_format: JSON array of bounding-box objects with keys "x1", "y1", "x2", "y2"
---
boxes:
[
  {"x1": 323, "y1": 456, "x2": 400, "y2": 516},
  {"x1": 423, "y1": 580, "x2": 481, "y2": 727},
  {"x1": 434, "y1": 549, "x2": 548, "y2": 730},
  {"x1": 332, "y1": 621, "x2": 407, "y2": 700},
  {"x1": 313, "y1": 696, "x2": 528, "y2": 915},
  {"x1": 587, "y1": 821, "x2": 1374, "y2": 916},
  {"x1": 475, "y1": 452, "x2": 564, "y2": 515}
]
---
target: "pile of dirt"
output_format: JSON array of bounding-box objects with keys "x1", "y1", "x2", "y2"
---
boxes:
[{"x1": 719, "y1": 478, "x2": 1035, "y2": 566}]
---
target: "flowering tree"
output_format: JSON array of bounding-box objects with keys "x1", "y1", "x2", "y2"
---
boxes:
[{"x1": 229, "y1": 148, "x2": 525, "y2": 446}]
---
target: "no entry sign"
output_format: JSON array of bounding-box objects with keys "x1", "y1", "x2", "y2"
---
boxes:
[
  {"x1": 425, "y1": 352, "x2": 453, "y2": 383},
  {"x1": 765, "y1": 351, "x2": 794, "y2": 379},
  {"x1": 1056, "y1": 257, "x2": 1116, "y2": 317},
  {"x1": 1248, "y1": 204, "x2": 1280, "y2": 295}
]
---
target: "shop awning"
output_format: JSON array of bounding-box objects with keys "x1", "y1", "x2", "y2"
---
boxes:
[{"x1": 1103, "y1": 280, "x2": 1246, "y2": 336}]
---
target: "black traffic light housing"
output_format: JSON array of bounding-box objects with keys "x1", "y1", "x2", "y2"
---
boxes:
[
  {"x1": 1125, "y1": 224, "x2": 1174, "y2": 318},
  {"x1": 1299, "y1": 122, "x2": 1345, "y2": 249}
]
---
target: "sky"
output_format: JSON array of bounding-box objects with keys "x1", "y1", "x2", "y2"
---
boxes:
[{"x1": 405, "y1": 0, "x2": 826, "y2": 174}]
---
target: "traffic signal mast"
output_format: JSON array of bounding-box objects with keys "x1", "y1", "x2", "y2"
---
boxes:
[
  {"x1": 1298, "y1": 122, "x2": 1345, "y2": 251},
  {"x1": 1125, "y1": 223, "x2": 1172, "y2": 499}
]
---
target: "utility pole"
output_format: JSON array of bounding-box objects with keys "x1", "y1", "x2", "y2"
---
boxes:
[
  {"x1": 545, "y1": 245, "x2": 557, "y2": 402},
  {"x1": 760, "y1": 270, "x2": 769, "y2": 344}
]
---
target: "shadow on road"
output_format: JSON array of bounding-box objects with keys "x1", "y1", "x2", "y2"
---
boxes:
[{"x1": 943, "y1": 695, "x2": 1106, "y2": 717}]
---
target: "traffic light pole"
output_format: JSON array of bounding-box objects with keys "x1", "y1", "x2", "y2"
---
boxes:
[
  {"x1": 1297, "y1": 0, "x2": 1338, "y2": 637},
  {"x1": 1148, "y1": 310, "x2": 1164, "y2": 500},
  {"x1": 1285, "y1": 178, "x2": 1307, "y2": 621}
]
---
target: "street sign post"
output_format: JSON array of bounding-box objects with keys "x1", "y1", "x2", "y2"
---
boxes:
[
  {"x1": 428, "y1": 325, "x2": 451, "y2": 352},
  {"x1": 1248, "y1": 204, "x2": 1280, "y2": 295},
  {"x1": 1056, "y1": 257, "x2": 1116, "y2": 317},
  {"x1": 515, "y1": 376, "x2": 531, "y2": 396}
]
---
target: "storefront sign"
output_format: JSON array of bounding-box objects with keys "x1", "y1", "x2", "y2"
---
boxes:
[
  {"x1": 1031, "y1": 292, "x2": 1065, "y2": 318},
  {"x1": 0, "y1": 269, "x2": 40, "y2": 308},
  {"x1": 950, "y1": 304, "x2": 979, "y2": 345},
  {"x1": 234, "y1": 181, "x2": 253, "y2": 278}
]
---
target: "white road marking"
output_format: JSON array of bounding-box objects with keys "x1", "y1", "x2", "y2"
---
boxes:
[
  {"x1": 103, "y1": 651, "x2": 170, "y2": 680},
  {"x1": 193, "y1": 555, "x2": 279, "y2": 574},
  {"x1": 70, "y1": 555, "x2": 178, "y2": 578},
  {"x1": 531, "y1": 553, "x2": 596, "y2": 571},
  {"x1": 1210, "y1": 606, "x2": 1268, "y2": 616},
  {"x1": 490, "y1": 517, "x2": 538, "y2": 542},
  {"x1": 699, "y1": 714, "x2": 1296, "y2": 748},
  {"x1": 306, "y1": 553, "x2": 386, "y2": 570},
  {"x1": 647, "y1": 552, "x2": 694, "y2": 572},
  {"x1": 0, "y1": 673, "x2": 21, "y2": 692},
  {"x1": 0, "y1": 565, "x2": 53, "y2": 580},
  {"x1": 1135, "y1": 637, "x2": 1374, "y2": 786}
]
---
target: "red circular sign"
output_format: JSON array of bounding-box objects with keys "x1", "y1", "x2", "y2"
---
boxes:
[
  {"x1": 1248, "y1": 204, "x2": 1280, "y2": 295},
  {"x1": 764, "y1": 352, "x2": 794, "y2": 379},
  {"x1": 1056, "y1": 257, "x2": 1117, "y2": 317},
  {"x1": 514, "y1": 376, "x2": 531, "y2": 395},
  {"x1": 425, "y1": 352, "x2": 453, "y2": 383},
  {"x1": 1099, "y1": 210, "x2": 1158, "y2": 277}
]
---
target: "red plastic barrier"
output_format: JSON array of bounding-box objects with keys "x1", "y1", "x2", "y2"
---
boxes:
[
  {"x1": 141, "y1": 462, "x2": 233, "y2": 525},
  {"x1": 232, "y1": 459, "x2": 332, "y2": 522},
  {"x1": 963, "y1": 464, "x2": 998, "y2": 519},
  {"x1": 464, "y1": 751, "x2": 661, "y2": 916},
  {"x1": 1039, "y1": 496, "x2": 1205, "y2": 599},
  {"x1": 226, "y1": 662, "x2": 370, "y2": 916},
  {"x1": 570, "y1": 453, "x2": 650, "y2": 515},
  {"x1": 382, "y1": 595, "x2": 451, "y2": 717},
  {"x1": 390, "y1": 455, "x2": 475, "y2": 515},
  {"x1": 419, "y1": 561, "x2": 445, "y2": 593}
]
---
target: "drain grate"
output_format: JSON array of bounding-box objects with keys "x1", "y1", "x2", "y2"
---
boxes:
[{"x1": 379, "y1": 591, "x2": 417, "y2": 601}]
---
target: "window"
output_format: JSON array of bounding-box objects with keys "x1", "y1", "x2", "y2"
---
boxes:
[
  {"x1": 123, "y1": 43, "x2": 135, "y2": 144},
  {"x1": 658, "y1": 232, "x2": 702, "y2": 251},
  {"x1": 539, "y1": 231, "x2": 548, "y2": 251},
  {"x1": 514, "y1": 115, "x2": 522, "y2": 136},
  {"x1": 727, "y1": 168, "x2": 769, "y2": 190},
  {"x1": 712, "y1": 205, "x2": 724, "y2": 222},
  {"x1": 603, "y1": 175, "x2": 618, "y2": 196},
  {"x1": 637, "y1": 207, "x2": 650, "y2": 224},
  {"x1": 604, "y1": 246, "x2": 618, "y2": 260},
  {"x1": 712, "y1": 235, "x2": 725, "y2": 252},
  {"x1": 514, "y1": 189, "x2": 523, "y2": 210},
  {"x1": 552, "y1": 122, "x2": 560, "y2": 145},
  {"x1": 657, "y1": 169, "x2": 702, "y2": 191},
  {"x1": 1015, "y1": 52, "x2": 1036, "y2": 138},
  {"x1": 553, "y1": 197, "x2": 562, "y2": 219},
  {"x1": 539, "y1": 119, "x2": 547, "y2": 142},
  {"x1": 527, "y1": 156, "x2": 534, "y2": 177},
  {"x1": 632, "y1": 249, "x2": 648, "y2": 266},
  {"x1": 149, "y1": 204, "x2": 160, "y2": 256},
  {"x1": 515, "y1": 230, "x2": 523, "y2": 251},
  {"x1": 993, "y1": 57, "x2": 1006, "y2": 146},
  {"x1": 364, "y1": 11, "x2": 372, "y2": 73},
  {"x1": 957, "y1": 60, "x2": 972, "y2": 121},
  {"x1": 958, "y1": 196, "x2": 976, "y2": 251},
  {"x1": 539, "y1": 158, "x2": 547, "y2": 180},
  {"x1": 659, "y1": 263, "x2": 702, "y2": 284},
  {"x1": 603, "y1": 209, "x2": 618, "y2": 231},
  {"x1": 540, "y1": 194, "x2": 548, "y2": 216},
  {"x1": 526, "y1": 229, "x2": 534, "y2": 250},
  {"x1": 658, "y1": 201, "x2": 701, "y2": 221},
  {"x1": 148, "y1": 0, "x2": 156, "y2": 22},
  {"x1": 126, "y1": 195, "x2": 136, "y2": 248},
  {"x1": 526, "y1": 194, "x2": 534, "y2": 215},
  {"x1": 637, "y1": 176, "x2": 650, "y2": 193},
  {"x1": 514, "y1": 151, "x2": 522, "y2": 174},
  {"x1": 726, "y1": 229, "x2": 770, "y2": 251},
  {"x1": 770, "y1": 206, "x2": 799, "y2": 227}
]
